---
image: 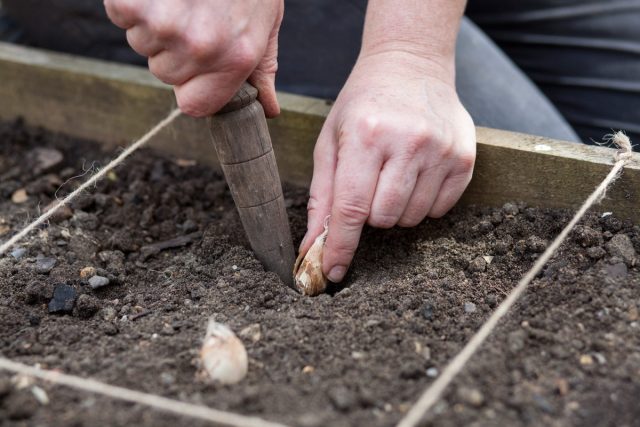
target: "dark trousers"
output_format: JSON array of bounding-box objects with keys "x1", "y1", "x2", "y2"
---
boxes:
[{"x1": 3, "y1": 0, "x2": 639, "y2": 145}]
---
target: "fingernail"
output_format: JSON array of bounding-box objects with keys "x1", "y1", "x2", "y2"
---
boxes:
[{"x1": 327, "y1": 265, "x2": 347, "y2": 283}]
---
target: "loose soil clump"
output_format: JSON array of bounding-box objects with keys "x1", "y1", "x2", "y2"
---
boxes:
[{"x1": 1, "y1": 120, "x2": 639, "y2": 426}]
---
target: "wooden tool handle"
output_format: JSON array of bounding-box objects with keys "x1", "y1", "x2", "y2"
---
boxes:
[{"x1": 209, "y1": 83, "x2": 295, "y2": 286}]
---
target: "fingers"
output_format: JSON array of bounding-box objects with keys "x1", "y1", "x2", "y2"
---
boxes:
[
  {"x1": 249, "y1": 71, "x2": 280, "y2": 118},
  {"x1": 429, "y1": 153, "x2": 476, "y2": 218},
  {"x1": 250, "y1": 18, "x2": 281, "y2": 118},
  {"x1": 323, "y1": 139, "x2": 383, "y2": 283},
  {"x1": 126, "y1": 25, "x2": 164, "y2": 57},
  {"x1": 104, "y1": 0, "x2": 145, "y2": 29},
  {"x1": 300, "y1": 122, "x2": 337, "y2": 255},
  {"x1": 174, "y1": 72, "x2": 246, "y2": 117},
  {"x1": 429, "y1": 120, "x2": 476, "y2": 218},
  {"x1": 148, "y1": 50, "x2": 198, "y2": 86},
  {"x1": 368, "y1": 160, "x2": 418, "y2": 228},
  {"x1": 398, "y1": 169, "x2": 446, "y2": 227}
]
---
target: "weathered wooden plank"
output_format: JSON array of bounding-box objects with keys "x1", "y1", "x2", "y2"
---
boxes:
[
  {"x1": 0, "y1": 41, "x2": 327, "y2": 188},
  {"x1": 0, "y1": 41, "x2": 638, "y2": 222},
  {"x1": 463, "y1": 128, "x2": 640, "y2": 221}
]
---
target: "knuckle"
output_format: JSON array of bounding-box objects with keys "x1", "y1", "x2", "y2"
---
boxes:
[
  {"x1": 176, "y1": 93, "x2": 207, "y2": 118},
  {"x1": 112, "y1": 0, "x2": 140, "y2": 15},
  {"x1": 334, "y1": 199, "x2": 370, "y2": 228},
  {"x1": 306, "y1": 194, "x2": 322, "y2": 214},
  {"x1": 148, "y1": 61, "x2": 179, "y2": 85},
  {"x1": 184, "y1": 30, "x2": 220, "y2": 61},
  {"x1": 326, "y1": 237, "x2": 357, "y2": 261},
  {"x1": 230, "y1": 38, "x2": 259, "y2": 73},
  {"x1": 404, "y1": 123, "x2": 435, "y2": 156},
  {"x1": 148, "y1": 16, "x2": 176, "y2": 40},
  {"x1": 456, "y1": 148, "x2": 477, "y2": 174},
  {"x1": 368, "y1": 212, "x2": 398, "y2": 229},
  {"x1": 350, "y1": 115, "x2": 382, "y2": 149}
]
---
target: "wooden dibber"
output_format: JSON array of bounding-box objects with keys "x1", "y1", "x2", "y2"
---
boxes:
[{"x1": 209, "y1": 83, "x2": 295, "y2": 286}]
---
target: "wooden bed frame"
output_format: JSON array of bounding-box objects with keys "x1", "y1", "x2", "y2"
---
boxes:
[{"x1": 1, "y1": 42, "x2": 638, "y2": 221}]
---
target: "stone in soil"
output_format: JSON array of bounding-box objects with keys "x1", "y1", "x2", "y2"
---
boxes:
[
  {"x1": 464, "y1": 302, "x2": 477, "y2": 313},
  {"x1": 468, "y1": 256, "x2": 487, "y2": 273},
  {"x1": 10, "y1": 247, "x2": 27, "y2": 260},
  {"x1": 48, "y1": 284, "x2": 76, "y2": 314},
  {"x1": 88, "y1": 275, "x2": 110, "y2": 290},
  {"x1": 34, "y1": 256, "x2": 56, "y2": 274},
  {"x1": 3, "y1": 120, "x2": 640, "y2": 427},
  {"x1": 606, "y1": 234, "x2": 637, "y2": 266}
]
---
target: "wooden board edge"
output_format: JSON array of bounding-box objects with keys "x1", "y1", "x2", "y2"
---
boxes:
[{"x1": 0, "y1": 42, "x2": 638, "y2": 221}]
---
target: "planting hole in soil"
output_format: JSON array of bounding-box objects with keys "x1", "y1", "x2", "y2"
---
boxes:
[{"x1": 0, "y1": 119, "x2": 639, "y2": 426}]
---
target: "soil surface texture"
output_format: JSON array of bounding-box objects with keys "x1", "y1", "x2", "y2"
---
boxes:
[{"x1": 0, "y1": 119, "x2": 639, "y2": 427}]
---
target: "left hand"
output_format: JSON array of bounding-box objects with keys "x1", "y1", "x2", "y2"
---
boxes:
[{"x1": 301, "y1": 51, "x2": 476, "y2": 283}]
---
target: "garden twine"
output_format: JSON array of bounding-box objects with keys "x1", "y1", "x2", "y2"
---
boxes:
[
  {"x1": 0, "y1": 358, "x2": 288, "y2": 427},
  {"x1": 0, "y1": 109, "x2": 181, "y2": 257},
  {"x1": 0, "y1": 118, "x2": 634, "y2": 426},
  {"x1": 397, "y1": 132, "x2": 635, "y2": 427}
]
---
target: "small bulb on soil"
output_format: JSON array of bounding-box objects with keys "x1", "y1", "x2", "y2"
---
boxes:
[
  {"x1": 293, "y1": 221, "x2": 329, "y2": 296},
  {"x1": 200, "y1": 320, "x2": 248, "y2": 384}
]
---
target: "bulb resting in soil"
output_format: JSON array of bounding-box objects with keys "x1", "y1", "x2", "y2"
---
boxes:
[
  {"x1": 200, "y1": 319, "x2": 248, "y2": 384},
  {"x1": 293, "y1": 221, "x2": 329, "y2": 296}
]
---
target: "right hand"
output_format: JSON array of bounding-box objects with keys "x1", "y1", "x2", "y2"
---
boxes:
[{"x1": 104, "y1": 0, "x2": 284, "y2": 117}]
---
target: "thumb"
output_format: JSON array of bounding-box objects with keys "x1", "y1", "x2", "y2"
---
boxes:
[{"x1": 249, "y1": 21, "x2": 280, "y2": 117}]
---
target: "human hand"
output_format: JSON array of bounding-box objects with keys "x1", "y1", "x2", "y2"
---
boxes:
[
  {"x1": 103, "y1": 0, "x2": 284, "y2": 117},
  {"x1": 301, "y1": 51, "x2": 476, "y2": 283}
]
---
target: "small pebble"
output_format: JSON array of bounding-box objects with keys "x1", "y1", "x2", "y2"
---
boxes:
[
  {"x1": 31, "y1": 147, "x2": 63, "y2": 173},
  {"x1": 426, "y1": 367, "x2": 439, "y2": 378},
  {"x1": 485, "y1": 294, "x2": 498, "y2": 308},
  {"x1": 327, "y1": 386, "x2": 357, "y2": 412},
  {"x1": 11, "y1": 247, "x2": 27, "y2": 260},
  {"x1": 11, "y1": 188, "x2": 28, "y2": 204},
  {"x1": 468, "y1": 256, "x2": 487, "y2": 273},
  {"x1": 239, "y1": 323, "x2": 261, "y2": 343},
  {"x1": 88, "y1": 275, "x2": 110, "y2": 290},
  {"x1": 30, "y1": 386, "x2": 49, "y2": 405},
  {"x1": 79, "y1": 266, "x2": 96, "y2": 279},
  {"x1": 605, "y1": 263, "x2": 628, "y2": 281},
  {"x1": 526, "y1": 236, "x2": 548, "y2": 253},
  {"x1": 502, "y1": 202, "x2": 519, "y2": 216},
  {"x1": 100, "y1": 307, "x2": 117, "y2": 322},
  {"x1": 35, "y1": 257, "x2": 56, "y2": 274},
  {"x1": 606, "y1": 234, "x2": 637, "y2": 266},
  {"x1": 464, "y1": 302, "x2": 477, "y2": 314},
  {"x1": 456, "y1": 387, "x2": 484, "y2": 407},
  {"x1": 48, "y1": 284, "x2": 76, "y2": 314},
  {"x1": 579, "y1": 354, "x2": 594, "y2": 366}
]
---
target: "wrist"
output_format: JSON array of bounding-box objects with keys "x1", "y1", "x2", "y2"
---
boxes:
[{"x1": 356, "y1": 48, "x2": 456, "y2": 87}]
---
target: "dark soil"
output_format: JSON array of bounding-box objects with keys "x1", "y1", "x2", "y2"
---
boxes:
[{"x1": 1, "y1": 119, "x2": 639, "y2": 427}]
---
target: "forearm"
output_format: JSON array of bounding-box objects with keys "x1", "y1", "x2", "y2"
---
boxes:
[{"x1": 360, "y1": 0, "x2": 467, "y2": 81}]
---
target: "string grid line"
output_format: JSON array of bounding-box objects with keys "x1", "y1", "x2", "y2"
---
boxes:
[
  {"x1": 397, "y1": 132, "x2": 634, "y2": 427},
  {"x1": 0, "y1": 108, "x2": 182, "y2": 257}
]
